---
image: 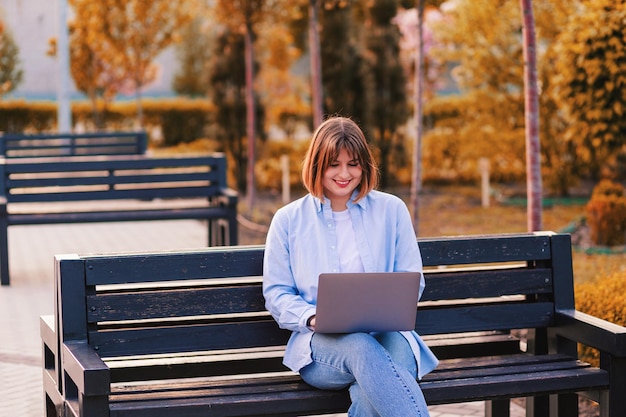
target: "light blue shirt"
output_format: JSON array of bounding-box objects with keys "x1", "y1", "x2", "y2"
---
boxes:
[{"x1": 263, "y1": 190, "x2": 439, "y2": 379}]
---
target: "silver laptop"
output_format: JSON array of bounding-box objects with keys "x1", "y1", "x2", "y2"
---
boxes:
[{"x1": 314, "y1": 272, "x2": 421, "y2": 333}]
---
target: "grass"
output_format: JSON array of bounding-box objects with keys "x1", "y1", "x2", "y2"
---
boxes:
[{"x1": 241, "y1": 184, "x2": 626, "y2": 285}]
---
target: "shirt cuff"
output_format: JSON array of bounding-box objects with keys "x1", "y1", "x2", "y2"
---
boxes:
[{"x1": 301, "y1": 308, "x2": 316, "y2": 331}]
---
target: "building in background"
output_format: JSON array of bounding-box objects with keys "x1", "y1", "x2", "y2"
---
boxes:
[{"x1": 0, "y1": 0, "x2": 176, "y2": 101}]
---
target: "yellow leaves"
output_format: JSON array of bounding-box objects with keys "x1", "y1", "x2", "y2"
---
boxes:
[
  {"x1": 46, "y1": 38, "x2": 57, "y2": 57},
  {"x1": 71, "y1": 0, "x2": 198, "y2": 93},
  {"x1": 432, "y1": 0, "x2": 524, "y2": 92},
  {"x1": 547, "y1": 0, "x2": 626, "y2": 178},
  {"x1": 576, "y1": 267, "x2": 626, "y2": 366}
]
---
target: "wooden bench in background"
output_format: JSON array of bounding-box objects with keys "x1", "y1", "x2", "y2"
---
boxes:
[
  {"x1": 0, "y1": 131, "x2": 148, "y2": 158},
  {"x1": 0, "y1": 153, "x2": 237, "y2": 285},
  {"x1": 40, "y1": 232, "x2": 626, "y2": 417}
]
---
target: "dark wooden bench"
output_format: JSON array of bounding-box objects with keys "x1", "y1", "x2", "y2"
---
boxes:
[
  {"x1": 40, "y1": 232, "x2": 626, "y2": 417},
  {"x1": 0, "y1": 131, "x2": 148, "y2": 158},
  {"x1": 0, "y1": 153, "x2": 238, "y2": 285}
]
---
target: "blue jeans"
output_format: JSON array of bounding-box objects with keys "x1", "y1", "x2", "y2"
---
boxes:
[{"x1": 299, "y1": 332, "x2": 429, "y2": 417}]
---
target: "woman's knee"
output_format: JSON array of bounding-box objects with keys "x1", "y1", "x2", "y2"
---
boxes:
[
  {"x1": 375, "y1": 332, "x2": 417, "y2": 377},
  {"x1": 314, "y1": 332, "x2": 378, "y2": 352}
]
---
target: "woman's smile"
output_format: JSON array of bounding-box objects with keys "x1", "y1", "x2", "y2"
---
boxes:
[
  {"x1": 334, "y1": 179, "x2": 352, "y2": 187},
  {"x1": 322, "y1": 149, "x2": 362, "y2": 210}
]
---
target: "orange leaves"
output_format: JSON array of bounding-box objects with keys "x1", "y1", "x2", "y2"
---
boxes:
[
  {"x1": 576, "y1": 269, "x2": 626, "y2": 366},
  {"x1": 548, "y1": 0, "x2": 626, "y2": 176},
  {"x1": 71, "y1": 0, "x2": 198, "y2": 93}
]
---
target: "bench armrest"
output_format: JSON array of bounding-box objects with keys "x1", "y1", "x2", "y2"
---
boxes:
[
  {"x1": 62, "y1": 341, "x2": 111, "y2": 396},
  {"x1": 40, "y1": 315, "x2": 56, "y2": 357},
  {"x1": 555, "y1": 309, "x2": 626, "y2": 357},
  {"x1": 220, "y1": 187, "x2": 239, "y2": 202}
]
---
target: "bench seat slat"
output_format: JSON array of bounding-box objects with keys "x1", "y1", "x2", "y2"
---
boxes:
[
  {"x1": 5, "y1": 155, "x2": 224, "y2": 173},
  {"x1": 419, "y1": 234, "x2": 552, "y2": 265},
  {"x1": 423, "y1": 331, "x2": 521, "y2": 358},
  {"x1": 109, "y1": 355, "x2": 287, "y2": 383},
  {"x1": 89, "y1": 320, "x2": 291, "y2": 357},
  {"x1": 7, "y1": 171, "x2": 217, "y2": 189},
  {"x1": 2, "y1": 132, "x2": 148, "y2": 158},
  {"x1": 88, "y1": 285, "x2": 265, "y2": 322},
  {"x1": 432, "y1": 352, "x2": 575, "y2": 371},
  {"x1": 427, "y1": 358, "x2": 589, "y2": 381},
  {"x1": 422, "y1": 268, "x2": 552, "y2": 300},
  {"x1": 109, "y1": 384, "x2": 350, "y2": 417},
  {"x1": 422, "y1": 367, "x2": 609, "y2": 404},
  {"x1": 84, "y1": 247, "x2": 265, "y2": 285},
  {"x1": 6, "y1": 186, "x2": 222, "y2": 204},
  {"x1": 416, "y1": 302, "x2": 554, "y2": 334},
  {"x1": 8, "y1": 206, "x2": 233, "y2": 225}
]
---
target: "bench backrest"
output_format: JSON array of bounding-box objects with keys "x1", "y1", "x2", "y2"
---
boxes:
[
  {"x1": 55, "y1": 232, "x2": 574, "y2": 380},
  {"x1": 0, "y1": 154, "x2": 228, "y2": 203},
  {"x1": 0, "y1": 132, "x2": 148, "y2": 158}
]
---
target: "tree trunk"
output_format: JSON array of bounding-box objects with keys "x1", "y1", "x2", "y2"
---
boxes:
[
  {"x1": 309, "y1": 0, "x2": 323, "y2": 128},
  {"x1": 135, "y1": 86, "x2": 144, "y2": 129},
  {"x1": 244, "y1": 21, "x2": 256, "y2": 210},
  {"x1": 410, "y1": 0, "x2": 425, "y2": 234},
  {"x1": 520, "y1": 0, "x2": 542, "y2": 231}
]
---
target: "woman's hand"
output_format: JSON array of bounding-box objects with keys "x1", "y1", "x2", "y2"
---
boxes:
[{"x1": 307, "y1": 315, "x2": 316, "y2": 330}]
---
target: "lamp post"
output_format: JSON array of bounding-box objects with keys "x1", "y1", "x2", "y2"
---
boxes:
[{"x1": 57, "y1": 0, "x2": 72, "y2": 132}]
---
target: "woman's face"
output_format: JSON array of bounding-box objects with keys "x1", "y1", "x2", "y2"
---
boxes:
[{"x1": 322, "y1": 148, "x2": 362, "y2": 211}]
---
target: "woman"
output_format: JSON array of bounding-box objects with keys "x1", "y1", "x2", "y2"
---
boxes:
[{"x1": 263, "y1": 116, "x2": 437, "y2": 417}]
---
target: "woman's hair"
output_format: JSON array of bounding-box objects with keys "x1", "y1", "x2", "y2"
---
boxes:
[{"x1": 302, "y1": 116, "x2": 378, "y2": 202}]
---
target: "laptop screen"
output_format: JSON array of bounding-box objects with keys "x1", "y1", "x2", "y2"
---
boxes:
[{"x1": 314, "y1": 272, "x2": 420, "y2": 333}]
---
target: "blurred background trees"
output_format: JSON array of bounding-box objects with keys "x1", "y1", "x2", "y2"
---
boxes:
[
  {"x1": 548, "y1": 0, "x2": 626, "y2": 183},
  {"x1": 2, "y1": 0, "x2": 625, "y2": 200},
  {"x1": 67, "y1": 0, "x2": 197, "y2": 126},
  {"x1": 425, "y1": 0, "x2": 625, "y2": 196},
  {"x1": 0, "y1": 20, "x2": 23, "y2": 100}
]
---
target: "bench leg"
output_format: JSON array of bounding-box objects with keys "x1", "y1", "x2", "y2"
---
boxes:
[
  {"x1": 43, "y1": 375, "x2": 64, "y2": 417},
  {"x1": 603, "y1": 353, "x2": 626, "y2": 417},
  {"x1": 525, "y1": 395, "x2": 549, "y2": 417},
  {"x1": 229, "y1": 210, "x2": 238, "y2": 245},
  {"x1": 64, "y1": 376, "x2": 109, "y2": 417},
  {"x1": 0, "y1": 218, "x2": 9, "y2": 285},
  {"x1": 553, "y1": 393, "x2": 577, "y2": 416},
  {"x1": 486, "y1": 399, "x2": 510, "y2": 417}
]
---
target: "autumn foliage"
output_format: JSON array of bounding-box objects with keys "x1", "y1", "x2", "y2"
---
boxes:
[
  {"x1": 575, "y1": 270, "x2": 626, "y2": 366},
  {"x1": 585, "y1": 180, "x2": 626, "y2": 246}
]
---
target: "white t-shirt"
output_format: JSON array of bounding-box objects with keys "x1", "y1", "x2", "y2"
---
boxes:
[{"x1": 332, "y1": 209, "x2": 365, "y2": 273}]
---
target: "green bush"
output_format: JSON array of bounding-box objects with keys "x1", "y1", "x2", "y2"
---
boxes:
[
  {"x1": 585, "y1": 180, "x2": 626, "y2": 246},
  {"x1": 255, "y1": 140, "x2": 309, "y2": 191},
  {"x1": 142, "y1": 99, "x2": 215, "y2": 146},
  {"x1": 575, "y1": 270, "x2": 626, "y2": 366},
  {"x1": 0, "y1": 99, "x2": 216, "y2": 147},
  {"x1": 0, "y1": 100, "x2": 57, "y2": 132},
  {"x1": 591, "y1": 179, "x2": 625, "y2": 198}
]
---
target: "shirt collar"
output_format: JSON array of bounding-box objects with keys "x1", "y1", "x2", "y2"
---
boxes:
[{"x1": 311, "y1": 189, "x2": 368, "y2": 212}]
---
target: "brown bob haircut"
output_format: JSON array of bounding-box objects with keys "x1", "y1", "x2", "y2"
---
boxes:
[{"x1": 302, "y1": 116, "x2": 379, "y2": 203}]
